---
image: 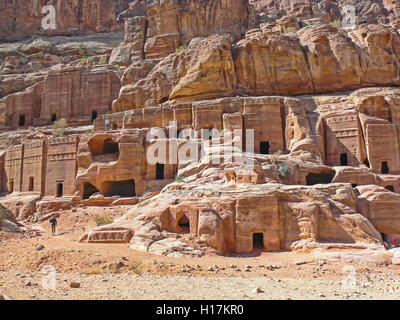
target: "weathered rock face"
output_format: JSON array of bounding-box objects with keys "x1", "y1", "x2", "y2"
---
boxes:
[
  {"x1": 235, "y1": 24, "x2": 400, "y2": 96},
  {"x1": 144, "y1": 0, "x2": 256, "y2": 59},
  {"x1": 3, "y1": 0, "x2": 400, "y2": 258},
  {"x1": 113, "y1": 23, "x2": 400, "y2": 110},
  {"x1": 0, "y1": 0, "x2": 132, "y2": 40},
  {"x1": 109, "y1": 16, "x2": 147, "y2": 66},
  {"x1": 80, "y1": 179, "x2": 384, "y2": 254},
  {"x1": 1, "y1": 66, "x2": 121, "y2": 129},
  {"x1": 250, "y1": 0, "x2": 400, "y2": 25},
  {"x1": 234, "y1": 32, "x2": 314, "y2": 96},
  {"x1": 0, "y1": 203, "x2": 20, "y2": 232},
  {"x1": 74, "y1": 131, "x2": 177, "y2": 201},
  {"x1": 113, "y1": 34, "x2": 237, "y2": 112}
]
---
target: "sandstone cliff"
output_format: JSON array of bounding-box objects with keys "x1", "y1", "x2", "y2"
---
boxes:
[
  {"x1": 2, "y1": 0, "x2": 400, "y2": 257},
  {"x1": 0, "y1": 0, "x2": 132, "y2": 40}
]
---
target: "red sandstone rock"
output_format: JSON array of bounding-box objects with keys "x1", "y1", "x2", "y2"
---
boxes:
[
  {"x1": 0, "y1": 0, "x2": 131, "y2": 41},
  {"x1": 3, "y1": 0, "x2": 400, "y2": 258}
]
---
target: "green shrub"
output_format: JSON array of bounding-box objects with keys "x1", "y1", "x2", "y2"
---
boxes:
[
  {"x1": 277, "y1": 163, "x2": 292, "y2": 178},
  {"x1": 114, "y1": 64, "x2": 120, "y2": 69},
  {"x1": 99, "y1": 56, "x2": 107, "y2": 64},
  {"x1": 78, "y1": 43, "x2": 88, "y2": 55},
  {"x1": 93, "y1": 214, "x2": 114, "y2": 226},
  {"x1": 175, "y1": 45, "x2": 187, "y2": 53},
  {"x1": 175, "y1": 174, "x2": 185, "y2": 182},
  {"x1": 329, "y1": 19, "x2": 342, "y2": 28},
  {"x1": 129, "y1": 262, "x2": 143, "y2": 274},
  {"x1": 53, "y1": 118, "x2": 68, "y2": 137},
  {"x1": 80, "y1": 57, "x2": 87, "y2": 65}
]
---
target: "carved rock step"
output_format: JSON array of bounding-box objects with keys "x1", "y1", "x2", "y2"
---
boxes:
[{"x1": 87, "y1": 230, "x2": 133, "y2": 243}]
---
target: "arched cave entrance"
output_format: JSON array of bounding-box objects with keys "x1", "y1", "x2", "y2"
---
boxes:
[
  {"x1": 178, "y1": 214, "x2": 190, "y2": 233},
  {"x1": 253, "y1": 233, "x2": 265, "y2": 250},
  {"x1": 83, "y1": 182, "x2": 100, "y2": 199},
  {"x1": 260, "y1": 141, "x2": 270, "y2": 155},
  {"x1": 51, "y1": 114, "x2": 57, "y2": 123},
  {"x1": 306, "y1": 172, "x2": 334, "y2": 186},
  {"x1": 102, "y1": 180, "x2": 136, "y2": 197},
  {"x1": 9, "y1": 181, "x2": 14, "y2": 193}
]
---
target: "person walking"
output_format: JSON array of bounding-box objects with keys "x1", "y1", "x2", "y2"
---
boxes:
[
  {"x1": 392, "y1": 236, "x2": 397, "y2": 248},
  {"x1": 50, "y1": 216, "x2": 57, "y2": 236},
  {"x1": 105, "y1": 119, "x2": 110, "y2": 131}
]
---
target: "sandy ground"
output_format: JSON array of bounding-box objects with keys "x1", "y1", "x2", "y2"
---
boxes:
[{"x1": 1, "y1": 206, "x2": 400, "y2": 300}]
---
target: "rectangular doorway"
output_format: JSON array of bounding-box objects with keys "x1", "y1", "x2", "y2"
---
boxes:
[{"x1": 253, "y1": 233, "x2": 265, "y2": 250}]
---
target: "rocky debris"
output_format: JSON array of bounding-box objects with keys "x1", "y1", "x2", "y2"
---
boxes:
[
  {"x1": 318, "y1": 249, "x2": 392, "y2": 266},
  {"x1": 389, "y1": 248, "x2": 400, "y2": 265},
  {"x1": 69, "y1": 282, "x2": 81, "y2": 288},
  {"x1": 0, "y1": 193, "x2": 41, "y2": 219},
  {"x1": 147, "y1": 238, "x2": 204, "y2": 258},
  {"x1": 0, "y1": 204, "x2": 21, "y2": 233},
  {"x1": 0, "y1": 292, "x2": 13, "y2": 300},
  {"x1": 251, "y1": 287, "x2": 264, "y2": 294}
]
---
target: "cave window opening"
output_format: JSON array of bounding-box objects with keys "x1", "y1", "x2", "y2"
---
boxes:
[
  {"x1": 102, "y1": 180, "x2": 135, "y2": 197},
  {"x1": 352, "y1": 184, "x2": 358, "y2": 188},
  {"x1": 51, "y1": 114, "x2": 57, "y2": 123},
  {"x1": 91, "y1": 110, "x2": 98, "y2": 122},
  {"x1": 19, "y1": 114, "x2": 25, "y2": 127},
  {"x1": 102, "y1": 138, "x2": 119, "y2": 154},
  {"x1": 260, "y1": 141, "x2": 270, "y2": 155},
  {"x1": 56, "y1": 183, "x2": 63, "y2": 197},
  {"x1": 156, "y1": 163, "x2": 164, "y2": 180},
  {"x1": 364, "y1": 159, "x2": 370, "y2": 168},
  {"x1": 381, "y1": 161, "x2": 389, "y2": 174},
  {"x1": 340, "y1": 153, "x2": 348, "y2": 166},
  {"x1": 178, "y1": 214, "x2": 190, "y2": 233},
  {"x1": 29, "y1": 177, "x2": 34, "y2": 192},
  {"x1": 9, "y1": 180, "x2": 14, "y2": 193},
  {"x1": 306, "y1": 172, "x2": 334, "y2": 185},
  {"x1": 83, "y1": 183, "x2": 99, "y2": 199},
  {"x1": 253, "y1": 233, "x2": 265, "y2": 250},
  {"x1": 385, "y1": 185, "x2": 395, "y2": 192}
]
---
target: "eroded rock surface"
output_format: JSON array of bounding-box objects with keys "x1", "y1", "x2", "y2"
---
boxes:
[{"x1": 2, "y1": 0, "x2": 400, "y2": 258}]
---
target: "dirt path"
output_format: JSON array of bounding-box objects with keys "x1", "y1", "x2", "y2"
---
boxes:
[
  {"x1": 1, "y1": 270, "x2": 400, "y2": 300},
  {"x1": 1, "y1": 206, "x2": 400, "y2": 300}
]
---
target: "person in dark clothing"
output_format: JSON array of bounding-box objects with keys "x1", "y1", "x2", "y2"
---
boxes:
[
  {"x1": 105, "y1": 119, "x2": 110, "y2": 131},
  {"x1": 50, "y1": 216, "x2": 57, "y2": 235}
]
